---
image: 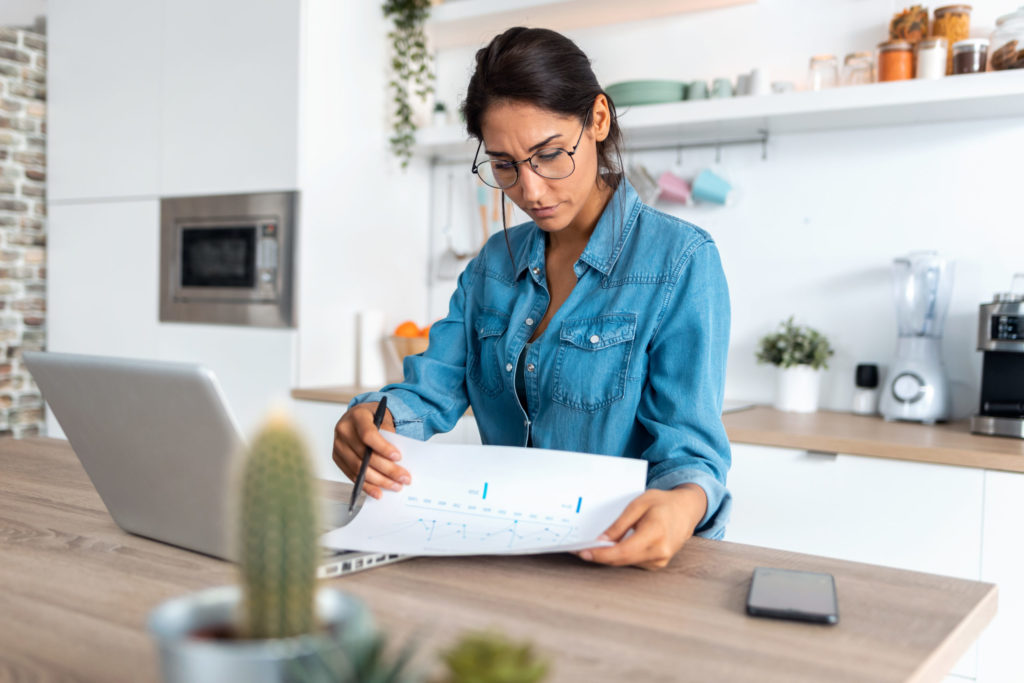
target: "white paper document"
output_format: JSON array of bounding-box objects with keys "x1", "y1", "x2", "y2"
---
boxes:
[{"x1": 321, "y1": 432, "x2": 647, "y2": 556}]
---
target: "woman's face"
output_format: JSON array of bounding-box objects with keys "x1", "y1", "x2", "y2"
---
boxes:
[{"x1": 479, "y1": 99, "x2": 607, "y2": 235}]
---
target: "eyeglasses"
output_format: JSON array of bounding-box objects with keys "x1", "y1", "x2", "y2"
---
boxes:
[{"x1": 471, "y1": 111, "x2": 590, "y2": 190}]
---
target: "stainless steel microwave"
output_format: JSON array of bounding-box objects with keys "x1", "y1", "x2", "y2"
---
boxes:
[{"x1": 159, "y1": 191, "x2": 297, "y2": 328}]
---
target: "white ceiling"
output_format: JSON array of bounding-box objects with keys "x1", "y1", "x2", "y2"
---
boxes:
[{"x1": 0, "y1": 0, "x2": 46, "y2": 30}]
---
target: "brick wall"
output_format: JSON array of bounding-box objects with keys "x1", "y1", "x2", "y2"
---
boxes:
[{"x1": 0, "y1": 27, "x2": 46, "y2": 438}]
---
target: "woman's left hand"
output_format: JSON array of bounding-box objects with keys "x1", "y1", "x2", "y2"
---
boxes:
[{"x1": 577, "y1": 484, "x2": 708, "y2": 570}]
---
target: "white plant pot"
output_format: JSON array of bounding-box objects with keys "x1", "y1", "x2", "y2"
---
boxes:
[{"x1": 774, "y1": 365, "x2": 822, "y2": 413}]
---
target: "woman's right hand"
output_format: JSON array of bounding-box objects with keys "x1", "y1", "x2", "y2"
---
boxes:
[{"x1": 332, "y1": 401, "x2": 411, "y2": 500}]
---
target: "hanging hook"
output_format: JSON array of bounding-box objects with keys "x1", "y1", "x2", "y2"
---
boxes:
[
  {"x1": 675, "y1": 145, "x2": 683, "y2": 166},
  {"x1": 715, "y1": 143, "x2": 722, "y2": 164},
  {"x1": 760, "y1": 129, "x2": 768, "y2": 161}
]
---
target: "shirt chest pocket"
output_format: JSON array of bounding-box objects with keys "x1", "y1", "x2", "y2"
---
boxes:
[
  {"x1": 552, "y1": 313, "x2": 637, "y2": 412},
  {"x1": 468, "y1": 309, "x2": 510, "y2": 397}
]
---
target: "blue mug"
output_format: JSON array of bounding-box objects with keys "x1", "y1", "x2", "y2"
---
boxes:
[{"x1": 691, "y1": 169, "x2": 734, "y2": 205}]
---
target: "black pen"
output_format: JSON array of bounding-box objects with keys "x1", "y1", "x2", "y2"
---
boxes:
[{"x1": 349, "y1": 396, "x2": 389, "y2": 513}]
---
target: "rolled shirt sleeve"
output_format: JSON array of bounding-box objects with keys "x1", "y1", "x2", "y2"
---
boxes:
[
  {"x1": 636, "y1": 240, "x2": 732, "y2": 538},
  {"x1": 350, "y1": 263, "x2": 475, "y2": 441}
]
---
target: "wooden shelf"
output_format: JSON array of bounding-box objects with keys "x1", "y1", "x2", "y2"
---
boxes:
[
  {"x1": 417, "y1": 70, "x2": 1024, "y2": 159},
  {"x1": 427, "y1": 0, "x2": 755, "y2": 50}
]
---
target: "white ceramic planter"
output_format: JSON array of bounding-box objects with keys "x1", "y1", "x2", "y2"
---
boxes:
[
  {"x1": 148, "y1": 586, "x2": 375, "y2": 683},
  {"x1": 774, "y1": 365, "x2": 822, "y2": 413}
]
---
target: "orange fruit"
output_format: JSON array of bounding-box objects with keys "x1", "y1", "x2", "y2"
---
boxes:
[
  {"x1": 419, "y1": 322, "x2": 432, "y2": 338},
  {"x1": 394, "y1": 320, "x2": 420, "y2": 338}
]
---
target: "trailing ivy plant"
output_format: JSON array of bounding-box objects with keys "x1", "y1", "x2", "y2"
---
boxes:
[
  {"x1": 383, "y1": 0, "x2": 435, "y2": 168},
  {"x1": 755, "y1": 316, "x2": 835, "y2": 370}
]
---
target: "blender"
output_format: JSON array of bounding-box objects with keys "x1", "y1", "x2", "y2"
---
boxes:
[{"x1": 878, "y1": 252, "x2": 955, "y2": 423}]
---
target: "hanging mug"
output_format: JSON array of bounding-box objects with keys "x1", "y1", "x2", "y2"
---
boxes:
[{"x1": 691, "y1": 169, "x2": 735, "y2": 205}]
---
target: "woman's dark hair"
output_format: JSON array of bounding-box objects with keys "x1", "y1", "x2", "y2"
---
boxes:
[{"x1": 460, "y1": 27, "x2": 625, "y2": 264}]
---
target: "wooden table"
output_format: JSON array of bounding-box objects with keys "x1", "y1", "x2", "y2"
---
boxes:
[{"x1": 1, "y1": 438, "x2": 997, "y2": 682}]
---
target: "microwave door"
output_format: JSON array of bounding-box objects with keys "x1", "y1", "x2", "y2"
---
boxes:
[{"x1": 175, "y1": 225, "x2": 271, "y2": 302}]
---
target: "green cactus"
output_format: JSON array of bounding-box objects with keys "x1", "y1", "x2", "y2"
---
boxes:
[
  {"x1": 238, "y1": 413, "x2": 319, "y2": 640},
  {"x1": 438, "y1": 631, "x2": 549, "y2": 683}
]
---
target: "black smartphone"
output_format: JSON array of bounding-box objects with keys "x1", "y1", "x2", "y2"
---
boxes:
[{"x1": 745, "y1": 566, "x2": 839, "y2": 625}]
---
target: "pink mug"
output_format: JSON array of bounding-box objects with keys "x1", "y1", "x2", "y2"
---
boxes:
[{"x1": 658, "y1": 171, "x2": 692, "y2": 205}]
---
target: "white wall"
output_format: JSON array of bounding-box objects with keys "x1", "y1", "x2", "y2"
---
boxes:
[
  {"x1": 294, "y1": 0, "x2": 431, "y2": 389},
  {"x1": 424, "y1": 0, "x2": 1022, "y2": 417}
]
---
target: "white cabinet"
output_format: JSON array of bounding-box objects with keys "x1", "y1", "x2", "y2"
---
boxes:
[
  {"x1": 48, "y1": 0, "x2": 301, "y2": 203},
  {"x1": 977, "y1": 470, "x2": 1024, "y2": 683},
  {"x1": 159, "y1": 0, "x2": 300, "y2": 197},
  {"x1": 726, "y1": 443, "x2": 984, "y2": 679},
  {"x1": 48, "y1": 0, "x2": 163, "y2": 201}
]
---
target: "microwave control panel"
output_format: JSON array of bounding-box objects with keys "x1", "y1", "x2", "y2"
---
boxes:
[
  {"x1": 992, "y1": 314, "x2": 1021, "y2": 341},
  {"x1": 257, "y1": 222, "x2": 279, "y2": 293}
]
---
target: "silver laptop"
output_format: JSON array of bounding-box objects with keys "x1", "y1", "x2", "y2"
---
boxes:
[{"x1": 24, "y1": 351, "x2": 407, "y2": 578}]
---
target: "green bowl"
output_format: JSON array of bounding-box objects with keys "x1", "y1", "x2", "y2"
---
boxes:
[{"x1": 605, "y1": 80, "x2": 686, "y2": 106}]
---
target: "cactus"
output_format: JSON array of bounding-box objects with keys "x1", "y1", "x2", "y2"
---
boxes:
[
  {"x1": 238, "y1": 412, "x2": 319, "y2": 640},
  {"x1": 439, "y1": 631, "x2": 549, "y2": 683}
]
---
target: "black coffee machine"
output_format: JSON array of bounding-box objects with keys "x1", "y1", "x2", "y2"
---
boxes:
[{"x1": 971, "y1": 279, "x2": 1024, "y2": 439}]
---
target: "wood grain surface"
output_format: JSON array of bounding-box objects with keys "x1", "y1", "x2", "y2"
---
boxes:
[
  {"x1": 723, "y1": 406, "x2": 1024, "y2": 473},
  {"x1": 0, "y1": 437, "x2": 996, "y2": 682}
]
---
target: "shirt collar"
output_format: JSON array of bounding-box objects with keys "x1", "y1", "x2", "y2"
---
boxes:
[{"x1": 515, "y1": 178, "x2": 641, "y2": 280}]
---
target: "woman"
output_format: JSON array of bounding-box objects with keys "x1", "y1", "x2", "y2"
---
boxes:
[{"x1": 333, "y1": 27, "x2": 731, "y2": 570}]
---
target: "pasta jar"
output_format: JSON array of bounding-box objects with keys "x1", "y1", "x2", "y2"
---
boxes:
[
  {"x1": 952, "y1": 38, "x2": 989, "y2": 74},
  {"x1": 916, "y1": 37, "x2": 948, "y2": 79},
  {"x1": 932, "y1": 4, "x2": 972, "y2": 74},
  {"x1": 989, "y1": 7, "x2": 1024, "y2": 70},
  {"x1": 878, "y1": 40, "x2": 914, "y2": 81}
]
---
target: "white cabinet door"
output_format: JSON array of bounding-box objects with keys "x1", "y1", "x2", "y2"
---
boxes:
[
  {"x1": 159, "y1": 0, "x2": 300, "y2": 197},
  {"x1": 976, "y1": 470, "x2": 1024, "y2": 683},
  {"x1": 48, "y1": 0, "x2": 162, "y2": 201},
  {"x1": 46, "y1": 200, "x2": 162, "y2": 437},
  {"x1": 726, "y1": 443, "x2": 984, "y2": 678}
]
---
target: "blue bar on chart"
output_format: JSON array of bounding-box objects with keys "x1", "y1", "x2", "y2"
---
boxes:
[
  {"x1": 483, "y1": 482, "x2": 488, "y2": 500},
  {"x1": 576, "y1": 497, "x2": 582, "y2": 513}
]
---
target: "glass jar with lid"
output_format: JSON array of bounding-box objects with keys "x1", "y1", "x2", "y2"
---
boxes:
[
  {"x1": 877, "y1": 40, "x2": 914, "y2": 81},
  {"x1": 932, "y1": 4, "x2": 972, "y2": 74},
  {"x1": 952, "y1": 38, "x2": 989, "y2": 74},
  {"x1": 842, "y1": 52, "x2": 876, "y2": 85},
  {"x1": 989, "y1": 6, "x2": 1024, "y2": 70},
  {"x1": 807, "y1": 54, "x2": 839, "y2": 90},
  {"x1": 917, "y1": 37, "x2": 948, "y2": 79}
]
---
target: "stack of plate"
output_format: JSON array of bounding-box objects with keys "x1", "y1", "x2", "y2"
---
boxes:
[{"x1": 605, "y1": 80, "x2": 687, "y2": 106}]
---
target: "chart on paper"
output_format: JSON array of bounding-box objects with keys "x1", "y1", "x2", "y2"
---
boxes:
[{"x1": 321, "y1": 432, "x2": 647, "y2": 556}]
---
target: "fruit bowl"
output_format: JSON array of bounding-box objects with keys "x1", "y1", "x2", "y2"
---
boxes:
[{"x1": 388, "y1": 335, "x2": 430, "y2": 363}]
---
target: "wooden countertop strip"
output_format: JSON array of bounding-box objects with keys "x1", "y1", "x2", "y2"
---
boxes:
[
  {"x1": 291, "y1": 385, "x2": 475, "y2": 416},
  {"x1": 723, "y1": 406, "x2": 1024, "y2": 474}
]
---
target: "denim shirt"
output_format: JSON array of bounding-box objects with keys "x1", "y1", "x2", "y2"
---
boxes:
[{"x1": 352, "y1": 180, "x2": 732, "y2": 538}]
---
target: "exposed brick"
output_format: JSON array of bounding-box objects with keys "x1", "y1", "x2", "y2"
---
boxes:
[
  {"x1": 21, "y1": 68, "x2": 44, "y2": 85},
  {"x1": 0, "y1": 117, "x2": 35, "y2": 133},
  {"x1": 39, "y1": 121, "x2": 45, "y2": 134},
  {"x1": 22, "y1": 35, "x2": 45, "y2": 52},
  {"x1": 25, "y1": 169, "x2": 44, "y2": 181},
  {"x1": 0, "y1": 99, "x2": 23, "y2": 113},
  {"x1": 19, "y1": 217, "x2": 42, "y2": 230},
  {"x1": 13, "y1": 407, "x2": 43, "y2": 423},
  {"x1": 23, "y1": 249, "x2": 43, "y2": 264},
  {"x1": 8, "y1": 83, "x2": 44, "y2": 101},
  {"x1": 26, "y1": 102, "x2": 44, "y2": 118},
  {"x1": 34, "y1": 204, "x2": 45, "y2": 217},
  {"x1": 0, "y1": 29, "x2": 17, "y2": 45},
  {"x1": 0, "y1": 150, "x2": 7, "y2": 161},
  {"x1": 12, "y1": 299, "x2": 44, "y2": 312},
  {"x1": 0, "y1": 281, "x2": 21, "y2": 295},
  {"x1": 35, "y1": 55, "x2": 46, "y2": 71},
  {"x1": 0, "y1": 132, "x2": 13, "y2": 145},
  {"x1": 21, "y1": 183, "x2": 43, "y2": 198},
  {"x1": 23, "y1": 282, "x2": 44, "y2": 296},
  {"x1": 0, "y1": 199, "x2": 28, "y2": 211},
  {"x1": 0, "y1": 47, "x2": 31, "y2": 65},
  {"x1": 0, "y1": 179, "x2": 14, "y2": 194},
  {"x1": 0, "y1": 215, "x2": 14, "y2": 226},
  {"x1": 8, "y1": 232, "x2": 44, "y2": 246},
  {"x1": 0, "y1": 63, "x2": 18, "y2": 79},
  {"x1": 12, "y1": 151, "x2": 43, "y2": 167},
  {"x1": 22, "y1": 316, "x2": 43, "y2": 327},
  {"x1": 0, "y1": 394, "x2": 11, "y2": 409}
]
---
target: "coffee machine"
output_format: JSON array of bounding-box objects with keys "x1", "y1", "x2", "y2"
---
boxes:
[
  {"x1": 878, "y1": 252, "x2": 954, "y2": 424},
  {"x1": 971, "y1": 276, "x2": 1024, "y2": 439}
]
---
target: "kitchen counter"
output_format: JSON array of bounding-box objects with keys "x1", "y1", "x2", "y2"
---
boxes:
[
  {"x1": 723, "y1": 406, "x2": 1024, "y2": 474},
  {"x1": 0, "y1": 437, "x2": 997, "y2": 682},
  {"x1": 292, "y1": 385, "x2": 475, "y2": 415}
]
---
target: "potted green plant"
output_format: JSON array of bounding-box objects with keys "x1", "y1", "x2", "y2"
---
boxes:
[
  {"x1": 436, "y1": 630, "x2": 549, "y2": 683},
  {"x1": 383, "y1": 0, "x2": 435, "y2": 167},
  {"x1": 147, "y1": 412, "x2": 381, "y2": 682},
  {"x1": 756, "y1": 316, "x2": 835, "y2": 413}
]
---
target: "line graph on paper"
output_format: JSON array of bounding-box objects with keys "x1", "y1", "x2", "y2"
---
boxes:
[
  {"x1": 363, "y1": 483, "x2": 589, "y2": 553},
  {"x1": 319, "y1": 431, "x2": 648, "y2": 557}
]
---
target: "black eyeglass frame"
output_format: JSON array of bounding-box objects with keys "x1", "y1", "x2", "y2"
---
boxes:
[{"x1": 471, "y1": 110, "x2": 592, "y2": 190}]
